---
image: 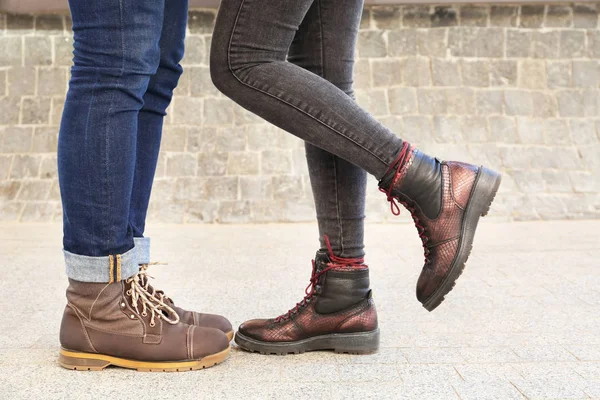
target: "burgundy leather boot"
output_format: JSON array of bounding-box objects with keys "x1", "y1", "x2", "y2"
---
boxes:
[
  {"x1": 234, "y1": 243, "x2": 379, "y2": 355},
  {"x1": 379, "y1": 143, "x2": 501, "y2": 311}
]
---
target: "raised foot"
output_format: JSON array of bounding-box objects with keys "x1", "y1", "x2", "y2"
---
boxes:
[{"x1": 421, "y1": 165, "x2": 500, "y2": 312}]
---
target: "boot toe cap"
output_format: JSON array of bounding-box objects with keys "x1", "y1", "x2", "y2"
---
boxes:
[
  {"x1": 193, "y1": 312, "x2": 233, "y2": 335},
  {"x1": 190, "y1": 326, "x2": 230, "y2": 359},
  {"x1": 237, "y1": 319, "x2": 271, "y2": 341}
]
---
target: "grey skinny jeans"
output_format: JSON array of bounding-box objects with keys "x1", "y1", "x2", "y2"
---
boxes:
[{"x1": 211, "y1": 0, "x2": 406, "y2": 258}]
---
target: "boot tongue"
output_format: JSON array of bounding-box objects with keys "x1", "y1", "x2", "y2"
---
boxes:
[{"x1": 314, "y1": 251, "x2": 331, "y2": 271}]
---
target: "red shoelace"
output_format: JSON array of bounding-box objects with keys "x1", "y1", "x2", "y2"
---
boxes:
[
  {"x1": 379, "y1": 142, "x2": 431, "y2": 265},
  {"x1": 379, "y1": 141, "x2": 412, "y2": 216},
  {"x1": 274, "y1": 236, "x2": 366, "y2": 323},
  {"x1": 400, "y1": 201, "x2": 431, "y2": 265}
]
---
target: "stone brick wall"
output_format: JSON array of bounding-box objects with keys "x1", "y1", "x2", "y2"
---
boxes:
[{"x1": 0, "y1": 4, "x2": 599, "y2": 223}]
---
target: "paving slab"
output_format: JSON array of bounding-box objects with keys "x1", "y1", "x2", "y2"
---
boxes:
[{"x1": 0, "y1": 220, "x2": 599, "y2": 400}]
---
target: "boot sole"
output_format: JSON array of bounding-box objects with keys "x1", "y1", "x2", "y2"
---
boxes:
[
  {"x1": 226, "y1": 331, "x2": 234, "y2": 341},
  {"x1": 58, "y1": 346, "x2": 230, "y2": 372},
  {"x1": 234, "y1": 329, "x2": 380, "y2": 355},
  {"x1": 422, "y1": 166, "x2": 502, "y2": 312}
]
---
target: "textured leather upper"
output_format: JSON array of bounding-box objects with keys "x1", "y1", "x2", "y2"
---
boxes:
[
  {"x1": 238, "y1": 253, "x2": 377, "y2": 343},
  {"x1": 389, "y1": 157, "x2": 479, "y2": 302},
  {"x1": 239, "y1": 297, "x2": 378, "y2": 342}
]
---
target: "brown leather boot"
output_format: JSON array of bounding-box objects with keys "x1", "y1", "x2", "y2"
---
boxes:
[
  {"x1": 137, "y1": 264, "x2": 234, "y2": 341},
  {"x1": 379, "y1": 142, "x2": 502, "y2": 312},
  {"x1": 59, "y1": 277, "x2": 230, "y2": 372},
  {"x1": 235, "y1": 243, "x2": 379, "y2": 355}
]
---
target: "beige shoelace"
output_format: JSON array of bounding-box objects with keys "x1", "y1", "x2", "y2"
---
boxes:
[
  {"x1": 138, "y1": 263, "x2": 172, "y2": 305},
  {"x1": 125, "y1": 263, "x2": 180, "y2": 326}
]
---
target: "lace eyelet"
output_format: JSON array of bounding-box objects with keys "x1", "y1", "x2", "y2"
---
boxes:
[
  {"x1": 126, "y1": 290, "x2": 132, "y2": 295},
  {"x1": 120, "y1": 302, "x2": 125, "y2": 308},
  {"x1": 142, "y1": 312, "x2": 147, "y2": 317},
  {"x1": 149, "y1": 322, "x2": 155, "y2": 327},
  {"x1": 130, "y1": 314, "x2": 135, "y2": 319}
]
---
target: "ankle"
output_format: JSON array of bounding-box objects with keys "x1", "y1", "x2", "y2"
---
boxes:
[
  {"x1": 379, "y1": 142, "x2": 415, "y2": 189},
  {"x1": 319, "y1": 235, "x2": 367, "y2": 269},
  {"x1": 313, "y1": 252, "x2": 371, "y2": 314},
  {"x1": 379, "y1": 146, "x2": 443, "y2": 219},
  {"x1": 313, "y1": 267, "x2": 371, "y2": 313}
]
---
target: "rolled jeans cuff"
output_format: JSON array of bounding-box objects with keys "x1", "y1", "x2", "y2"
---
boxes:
[
  {"x1": 134, "y1": 237, "x2": 151, "y2": 265},
  {"x1": 64, "y1": 246, "x2": 139, "y2": 283}
]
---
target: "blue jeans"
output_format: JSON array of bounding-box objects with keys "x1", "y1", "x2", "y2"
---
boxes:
[{"x1": 58, "y1": 0, "x2": 188, "y2": 282}]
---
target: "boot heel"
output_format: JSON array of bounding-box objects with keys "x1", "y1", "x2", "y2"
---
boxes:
[
  {"x1": 332, "y1": 329, "x2": 380, "y2": 355},
  {"x1": 474, "y1": 166, "x2": 502, "y2": 217},
  {"x1": 58, "y1": 349, "x2": 111, "y2": 371}
]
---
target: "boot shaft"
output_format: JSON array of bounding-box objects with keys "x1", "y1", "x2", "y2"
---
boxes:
[
  {"x1": 380, "y1": 147, "x2": 443, "y2": 220},
  {"x1": 66, "y1": 279, "x2": 133, "y2": 322},
  {"x1": 313, "y1": 251, "x2": 371, "y2": 314},
  {"x1": 63, "y1": 279, "x2": 145, "y2": 345}
]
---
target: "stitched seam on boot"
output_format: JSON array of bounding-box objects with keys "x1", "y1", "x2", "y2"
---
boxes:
[
  {"x1": 290, "y1": 316, "x2": 307, "y2": 339},
  {"x1": 118, "y1": 283, "x2": 148, "y2": 338},
  {"x1": 88, "y1": 282, "x2": 112, "y2": 321},
  {"x1": 190, "y1": 325, "x2": 195, "y2": 359},
  {"x1": 143, "y1": 315, "x2": 163, "y2": 345},
  {"x1": 428, "y1": 236, "x2": 460, "y2": 249},
  {"x1": 187, "y1": 325, "x2": 194, "y2": 359},
  {"x1": 69, "y1": 304, "x2": 122, "y2": 337},
  {"x1": 83, "y1": 324, "x2": 145, "y2": 337},
  {"x1": 332, "y1": 301, "x2": 370, "y2": 331},
  {"x1": 67, "y1": 303, "x2": 98, "y2": 353},
  {"x1": 448, "y1": 164, "x2": 467, "y2": 210}
]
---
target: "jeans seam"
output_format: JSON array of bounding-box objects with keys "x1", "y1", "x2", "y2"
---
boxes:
[
  {"x1": 316, "y1": 0, "x2": 325, "y2": 80},
  {"x1": 118, "y1": 0, "x2": 125, "y2": 75},
  {"x1": 104, "y1": 0, "x2": 124, "y2": 254},
  {"x1": 225, "y1": 0, "x2": 390, "y2": 168},
  {"x1": 315, "y1": 0, "x2": 343, "y2": 257},
  {"x1": 82, "y1": 73, "x2": 101, "y2": 252},
  {"x1": 332, "y1": 155, "x2": 344, "y2": 257}
]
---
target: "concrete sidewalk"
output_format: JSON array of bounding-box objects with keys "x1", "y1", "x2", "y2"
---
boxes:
[{"x1": 1, "y1": 220, "x2": 599, "y2": 399}]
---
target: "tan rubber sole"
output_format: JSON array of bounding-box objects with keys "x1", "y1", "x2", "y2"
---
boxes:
[
  {"x1": 226, "y1": 330, "x2": 234, "y2": 342},
  {"x1": 58, "y1": 346, "x2": 230, "y2": 372}
]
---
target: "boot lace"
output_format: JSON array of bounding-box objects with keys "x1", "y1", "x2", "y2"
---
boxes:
[
  {"x1": 125, "y1": 263, "x2": 180, "y2": 327},
  {"x1": 138, "y1": 263, "x2": 173, "y2": 304},
  {"x1": 274, "y1": 236, "x2": 366, "y2": 323},
  {"x1": 379, "y1": 142, "x2": 430, "y2": 265},
  {"x1": 379, "y1": 142, "x2": 412, "y2": 216},
  {"x1": 400, "y1": 200, "x2": 431, "y2": 265}
]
